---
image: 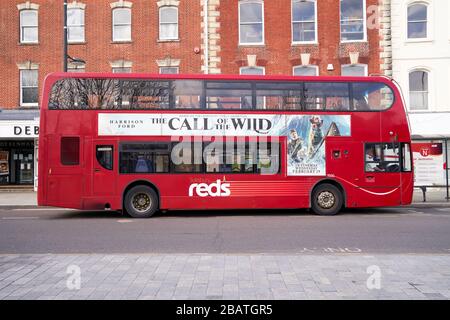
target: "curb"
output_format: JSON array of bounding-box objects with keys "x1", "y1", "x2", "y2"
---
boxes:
[
  {"x1": 409, "y1": 203, "x2": 450, "y2": 208},
  {"x1": 0, "y1": 205, "x2": 40, "y2": 209}
]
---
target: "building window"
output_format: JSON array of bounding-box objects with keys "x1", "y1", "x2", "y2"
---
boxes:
[
  {"x1": 112, "y1": 8, "x2": 132, "y2": 42},
  {"x1": 159, "y1": 6, "x2": 178, "y2": 40},
  {"x1": 67, "y1": 8, "x2": 85, "y2": 43},
  {"x1": 293, "y1": 65, "x2": 318, "y2": 76},
  {"x1": 292, "y1": 0, "x2": 316, "y2": 43},
  {"x1": 112, "y1": 67, "x2": 132, "y2": 73},
  {"x1": 407, "y1": 3, "x2": 427, "y2": 39},
  {"x1": 159, "y1": 67, "x2": 179, "y2": 74},
  {"x1": 409, "y1": 70, "x2": 429, "y2": 110},
  {"x1": 240, "y1": 66, "x2": 265, "y2": 75},
  {"x1": 341, "y1": 64, "x2": 368, "y2": 76},
  {"x1": 340, "y1": 0, "x2": 366, "y2": 42},
  {"x1": 20, "y1": 10, "x2": 38, "y2": 43},
  {"x1": 20, "y1": 69, "x2": 38, "y2": 106},
  {"x1": 67, "y1": 63, "x2": 85, "y2": 73},
  {"x1": 239, "y1": 1, "x2": 264, "y2": 45}
]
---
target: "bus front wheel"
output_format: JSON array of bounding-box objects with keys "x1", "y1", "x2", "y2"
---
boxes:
[
  {"x1": 311, "y1": 184, "x2": 343, "y2": 216},
  {"x1": 124, "y1": 185, "x2": 158, "y2": 218}
]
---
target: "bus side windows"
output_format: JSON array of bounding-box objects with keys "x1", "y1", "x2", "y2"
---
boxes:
[
  {"x1": 401, "y1": 143, "x2": 412, "y2": 172},
  {"x1": 61, "y1": 137, "x2": 80, "y2": 166},
  {"x1": 49, "y1": 78, "x2": 396, "y2": 111},
  {"x1": 353, "y1": 83, "x2": 394, "y2": 111},
  {"x1": 304, "y1": 83, "x2": 350, "y2": 111},
  {"x1": 96, "y1": 146, "x2": 113, "y2": 170},
  {"x1": 365, "y1": 143, "x2": 400, "y2": 173},
  {"x1": 119, "y1": 143, "x2": 170, "y2": 174}
]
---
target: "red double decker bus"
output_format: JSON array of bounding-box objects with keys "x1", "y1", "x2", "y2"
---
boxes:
[{"x1": 38, "y1": 73, "x2": 413, "y2": 217}]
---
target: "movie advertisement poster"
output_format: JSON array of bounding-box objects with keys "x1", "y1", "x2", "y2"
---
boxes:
[
  {"x1": 412, "y1": 142, "x2": 445, "y2": 186},
  {"x1": 283, "y1": 115, "x2": 351, "y2": 176}
]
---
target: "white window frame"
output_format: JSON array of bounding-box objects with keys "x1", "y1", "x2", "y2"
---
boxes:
[
  {"x1": 19, "y1": 9, "x2": 38, "y2": 44},
  {"x1": 293, "y1": 65, "x2": 319, "y2": 76},
  {"x1": 238, "y1": 0, "x2": 265, "y2": 46},
  {"x1": 291, "y1": 0, "x2": 318, "y2": 45},
  {"x1": 340, "y1": 0, "x2": 367, "y2": 43},
  {"x1": 20, "y1": 69, "x2": 39, "y2": 107},
  {"x1": 67, "y1": 8, "x2": 85, "y2": 43},
  {"x1": 406, "y1": 1, "x2": 431, "y2": 42},
  {"x1": 159, "y1": 6, "x2": 179, "y2": 41},
  {"x1": 408, "y1": 69, "x2": 430, "y2": 111},
  {"x1": 112, "y1": 7, "x2": 132, "y2": 42},
  {"x1": 341, "y1": 64, "x2": 368, "y2": 76}
]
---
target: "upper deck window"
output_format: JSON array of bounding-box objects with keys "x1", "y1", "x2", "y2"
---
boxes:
[
  {"x1": 304, "y1": 82, "x2": 351, "y2": 111},
  {"x1": 48, "y1": 78, "x2": 394, "y2": 111},
  {"x1": 352, "y1": 82, "x2": 394, "y2": 111}
]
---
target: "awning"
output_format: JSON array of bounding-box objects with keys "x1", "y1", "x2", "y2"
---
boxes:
[
  {"x1": 408, "y1": 112, "x2": 450, "y2": 140},
  {"x1": 0, "y1": 109, "x2": 39, "y2": 121}
]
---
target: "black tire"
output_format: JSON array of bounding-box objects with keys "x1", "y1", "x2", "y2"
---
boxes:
[
  {"x1": 124, "y1": 185, "x2": 158, "y2": 218},
  {"x1": 311, "y1": 183, "x2": 343, "y2": 216}
]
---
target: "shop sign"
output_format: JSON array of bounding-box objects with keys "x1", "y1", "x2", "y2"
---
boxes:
[{"x1": 0, "y1": 121, "x2": 39, "y2": 138}]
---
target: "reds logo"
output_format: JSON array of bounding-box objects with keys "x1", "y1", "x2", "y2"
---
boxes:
[
  {"x1": 189, "y1": 180, "x2": 231, "y2": 197},
  {"x1": 420, "y1": 148, "x2": 430, "y2": 157}
]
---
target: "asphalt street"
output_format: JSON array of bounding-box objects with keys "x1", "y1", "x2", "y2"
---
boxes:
[{"x1": 1, "y1": 206, "x2": 450, "y2": 254}]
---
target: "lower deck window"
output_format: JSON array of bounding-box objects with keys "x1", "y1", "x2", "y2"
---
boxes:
[
  {"x1": 365, "y1": 143, "x2": 400, "y2": 173},
  {"x1": 119, "y1": 140, "x2": 280, "y2": 175},
  {"x1": 61, "y1": 137, "x2": 80, "y2": 165},
  {"x1": 96, "y1": 146, "x2": 113, "y2": 170},
  {"x1": 119, "y1": 143, "x2": 170, "y2": 173}
]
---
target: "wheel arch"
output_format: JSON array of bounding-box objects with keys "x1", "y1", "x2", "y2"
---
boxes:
[{"x1": 310, "y1": 179, "x2": 347, "y2": 208}]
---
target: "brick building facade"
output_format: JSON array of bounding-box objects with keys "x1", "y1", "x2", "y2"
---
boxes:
[
  {"x1": 214, "y1": 0, "x2": 385, "y2": 76},
  {"x1": 0, "y1": 0, "x2": 203, "y2": 110},
  {"x1": 0, "y1": 0, "x2": 387, "y2": 188}
]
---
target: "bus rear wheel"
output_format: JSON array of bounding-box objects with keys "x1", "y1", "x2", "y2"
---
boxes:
[
  {"x1": 311, "y1": 183, "x2": 343, "y2": 216},
  {"x1": 124, "y1": 185, "x2": 158, "y2": 218}
]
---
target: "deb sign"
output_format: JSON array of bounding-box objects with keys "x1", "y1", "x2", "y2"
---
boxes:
[
  {"x1": 0, "y1": 121, "x2": 39, "y2": 138},
  {"x1": 412, "y1": 142, "x2": 446, "y2": 186}
]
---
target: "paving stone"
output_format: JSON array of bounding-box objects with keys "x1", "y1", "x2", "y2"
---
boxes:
[{"x1": 0, "y1": 254, "x2": 449, "y2": 300}]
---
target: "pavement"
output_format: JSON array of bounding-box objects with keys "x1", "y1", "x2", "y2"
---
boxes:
[
  {"x1": 0, "y1": 253, "x2": 449, "y2": 300},
  {"x1": 0, "y1": 190, "x2": 449, "y2": 300},
  {"x1": 0, "y1": 192, "x2": 37, "y2": 207}
]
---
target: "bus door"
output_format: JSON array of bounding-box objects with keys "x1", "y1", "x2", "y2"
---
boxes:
[
  {"x1": 363, "y1": 142, "x2": 401, "y2": 185},
  {"x1": 46, "y1": 134, "x2": 84, "y2": 208},
  {"x1": 92, "y1": 140, "x2": 116, "y2": 196},
  {"x1": 362, "y1": 142, "x2": 401, "y2": 205}
]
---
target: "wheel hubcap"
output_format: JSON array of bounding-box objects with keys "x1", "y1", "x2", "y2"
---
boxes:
[
  {"x1": 317, "y1": 191, "x2": 335, "y2": 209},
  {"x1": 132, "y1": 193, "x2": 151, "y2": 212}
]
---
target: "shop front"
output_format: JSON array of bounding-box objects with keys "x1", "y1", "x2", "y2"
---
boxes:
[
  {"x1": 409, "y1": 112, "x2": 450, "y2": 201},
  {"x1": 0, "y1": 111, "x2": 39, "y2": 190}
]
